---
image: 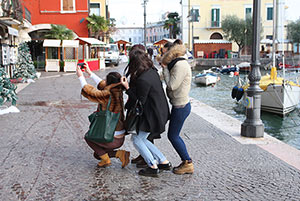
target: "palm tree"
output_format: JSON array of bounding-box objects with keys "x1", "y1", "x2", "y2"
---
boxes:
[
  {"x1": 45, "y1": 24, "x2": 74, "y2": 40},
  {"x1": 86, "y1": 14, "x2": 109, "y2": 41},
  {"x1": 164, "y1": 12, "x2": 180, "y2": 39}
]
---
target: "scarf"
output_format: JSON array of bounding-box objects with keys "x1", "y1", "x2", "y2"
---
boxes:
[{"x1": 167, "y1": 58, "x2": 186, "y2": 71}]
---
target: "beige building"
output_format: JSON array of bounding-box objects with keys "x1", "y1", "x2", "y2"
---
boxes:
[
  {"x1": 90, "y1": 0, "x2": 108, "y2": 18},
  {"x1": 181, "y1": 0, "x2": 287, "y2": 53},
  {"x1": 89, "y1": 0, "x2": 109, "y2": 43}
]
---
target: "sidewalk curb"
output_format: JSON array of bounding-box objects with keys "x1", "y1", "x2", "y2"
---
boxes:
[
  {"x1": 15, "y1": 82, "x2": 31, "y2": 94},
  {"x1": 190, "y1": 97, "x2": 300, "y2": 171}
]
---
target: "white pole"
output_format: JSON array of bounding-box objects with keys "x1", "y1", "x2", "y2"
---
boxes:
[
  {"x1": 281, "y1": 0, "x2": 285, "y2": 80},
  {"x1": 272, "y1": 0, "x2": 277, "y2": 68}
]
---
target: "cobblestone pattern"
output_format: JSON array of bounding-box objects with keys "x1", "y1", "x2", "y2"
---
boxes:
[{"x1": 1, "y1": 66, "x2": 300, "y2": 201}]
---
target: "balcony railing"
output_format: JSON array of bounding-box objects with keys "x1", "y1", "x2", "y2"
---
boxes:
[
  {"x1": 211, "y1": 21, "x2": 221, "y2": 28},
  {"x1": 1, "y1": 0, "x2": 23, "y2": 21}
]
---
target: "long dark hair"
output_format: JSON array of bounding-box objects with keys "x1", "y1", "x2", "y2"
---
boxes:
[{"x1": 124, "y1": 49, "x2": 154, "y2": 83}]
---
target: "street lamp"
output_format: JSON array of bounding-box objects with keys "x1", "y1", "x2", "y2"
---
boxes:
[
  {"x1": 142, "y1": 0, "x2": 148, "y2": 48},
  {"x1": 188, "y1": 8, "x2": 195, "y2": 56},
  {"x1": 241, "y1": 0, "x2": 264, "y2": 137}
]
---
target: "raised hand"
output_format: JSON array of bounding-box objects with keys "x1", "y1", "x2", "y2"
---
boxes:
[{"x1": 120, "y1": 76, "x2": 129, "y2": 90}]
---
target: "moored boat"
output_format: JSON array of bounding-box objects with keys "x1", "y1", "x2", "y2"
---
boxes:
[
  {"x1": 237, "y1": 62, "x2": 251, "y2": 72},
  {"x1": 220, "y1": 65, "x2": 239, "y2": 74},
  {"x1": 194, "y1": 70, "x2": 220, "y2": 86},
  {"x1": 243, "y1": 67, "x2": 300, "y2": 116}
]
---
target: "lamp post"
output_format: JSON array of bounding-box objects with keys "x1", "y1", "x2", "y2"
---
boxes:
[
  {"x1": 241, "y1": 0, "x2": 264, "y2": 137},
  {"x1": 142, "y1": 0, "x2": 148, "y2": 48},
  {"x1": 188, "y1": 8, "x2": 195, "y2": 56}
]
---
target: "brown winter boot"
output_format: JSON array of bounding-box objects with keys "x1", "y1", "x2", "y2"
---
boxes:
[
  {"x1": 116, "y1": 150, "x2": 130, "y2": 168},
  {"x1": 173, "y1": 160, "x2": 194, "y2": 175},
  {"x1": 97, "y1": 153, "x2": 111, "y2": 168}
]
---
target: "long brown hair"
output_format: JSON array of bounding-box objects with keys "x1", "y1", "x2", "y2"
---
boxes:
[{"x1": 125, "y1": 49, "x2": 154, "y2": 83}]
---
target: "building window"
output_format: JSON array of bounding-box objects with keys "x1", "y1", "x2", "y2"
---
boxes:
[
  {"x1": 266, "y1": 35, "x2": 273, "y2": 40},
  {"x1": 210, "y1": 32, "x2": 223, "y2": 39},
  {"x1": 267, "y1": 7, "x2": 273, "y2": 20},
  {"x1": 61, "y1": 0, "x2": 75, "y2": 12},
  {"x1": 211, "y1": 8, "x2": 220, "y2": 27},
  {"x1": 90, "y1": 3, "x2": 100, "y2": 16},
  {"x1": 245, "y1": 7, "x2": 252, "y2": 19}
]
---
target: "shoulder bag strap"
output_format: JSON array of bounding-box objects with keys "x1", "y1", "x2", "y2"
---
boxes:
[{"x1": 105, "y1": 96, "x2": 112, "y2": 111}]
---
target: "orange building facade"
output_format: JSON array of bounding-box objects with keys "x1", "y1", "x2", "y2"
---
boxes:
[{"x1": 22, "y1": 0, "x2": 89, "y2": 37}]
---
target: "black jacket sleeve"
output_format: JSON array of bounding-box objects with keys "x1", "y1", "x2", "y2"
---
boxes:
[{"x1": 125, "y1": 87, "x2": 137, "y2": 110}]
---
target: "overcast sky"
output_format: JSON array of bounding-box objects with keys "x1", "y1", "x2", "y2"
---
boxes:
[
  {"x1": 109, "y1": 0, "x2": 181, "y2": 26},
  {"x1": 109, "y1": 0, "x2": 300, "y2": 27}
]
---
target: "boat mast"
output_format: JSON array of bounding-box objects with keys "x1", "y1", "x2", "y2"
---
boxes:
[
  {"x1": 280, "y1": 0, "x2": 285, "y2": 80},
  {"x1": 272, "y1": 0, "x2": 277, "y2": 70}
]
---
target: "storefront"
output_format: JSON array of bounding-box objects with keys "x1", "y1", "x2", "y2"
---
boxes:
[
  {"x1": 77, "y1": 37, "x2": 106, "y2": 71},
  {"x1": 43, "y1": 39, "x2": 61, "y2": 72}
]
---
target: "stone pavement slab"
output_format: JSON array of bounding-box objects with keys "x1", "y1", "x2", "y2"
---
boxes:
[{"x1": 0, "y1": 67, "x2": 300, "y2": 200}]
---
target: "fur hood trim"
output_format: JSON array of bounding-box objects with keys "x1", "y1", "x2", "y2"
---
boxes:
[{"x1": 161, "y1": 44, "x2": 186, "y2": 66}]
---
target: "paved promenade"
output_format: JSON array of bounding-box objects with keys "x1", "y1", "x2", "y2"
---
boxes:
[{"x1": 1, "y1": 65, "x2": 300, "y2": 200}]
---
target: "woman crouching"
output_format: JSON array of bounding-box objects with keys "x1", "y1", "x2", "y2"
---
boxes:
[{"x1": 77, "y1": 64, "x2": 130, "y2": 168}]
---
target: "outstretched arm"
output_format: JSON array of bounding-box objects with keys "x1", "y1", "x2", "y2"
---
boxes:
[{"x1": 84, "y1": 62, "x2": 102, "y2": 85}]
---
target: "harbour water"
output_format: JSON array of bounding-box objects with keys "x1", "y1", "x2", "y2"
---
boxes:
[{"x1": 190, "y1": 69, "x2": 300, "y2": 150}]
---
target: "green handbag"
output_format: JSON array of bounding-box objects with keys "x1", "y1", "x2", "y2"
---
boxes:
[{"x1": 86, "y1": 96, "x2": 120, "y2": 143}]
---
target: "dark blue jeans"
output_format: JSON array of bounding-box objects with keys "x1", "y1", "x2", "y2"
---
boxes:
[{"x1": 167, "y1": 102, "x2": 191, "y2": 161}]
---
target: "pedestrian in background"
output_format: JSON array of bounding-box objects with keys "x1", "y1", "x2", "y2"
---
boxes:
[
  {"x1": 76, "y1": 63, "x2": 130, "y2": 168},
  {"x1": 147, "y1": 47, "x2": 153, "y2": 60},
  {"x1": 156, "y1": 42, "x2": 173, "y2": 64},
  {"x1": 161, "y1": 43, "x2": 194, "y2": 175},
  {"x1": 121, "y1": 48, "x2": 171, "y2": 177}
]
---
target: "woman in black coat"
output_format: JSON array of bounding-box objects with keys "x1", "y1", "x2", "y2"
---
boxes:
[{"x1": 121, "y1": 49, "x2": 171, "y2": 177}]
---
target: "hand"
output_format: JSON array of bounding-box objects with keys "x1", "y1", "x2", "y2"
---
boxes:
[
  {"x1": 84, "y1": 62, "x2": 92, "y2": 76},
  {"x1": 76, "y1": 66, "x2": 83, "y2": 77},
  {"x1": 120, "y1": 76, "x2": 129, "y2": 90}
]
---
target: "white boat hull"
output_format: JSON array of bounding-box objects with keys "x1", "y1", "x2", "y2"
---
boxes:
[
  {"x1": 246, "y1": 84, "x2": 300, "y2": 116},
  {"x1": 261, "y1": 84, "x2": 300, "y2": 115},
  {"x1": 194, "y1": 75, "x2": 218, "y2": 86}
]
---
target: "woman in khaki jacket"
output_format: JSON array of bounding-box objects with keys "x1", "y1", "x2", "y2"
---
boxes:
[
  {"x1": 76, "y1": 64, "x2": 130, "y2": 168},
  {"x1": 161, "y1": 43, "x2": 194, "y2": 175}
]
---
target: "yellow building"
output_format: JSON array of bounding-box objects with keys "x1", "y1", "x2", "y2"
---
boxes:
[
  {"x1": 89, "y1": 0, "x2": 107, "y2": 18},
  {"x1": 181, "y1": 0, "x2": 287, "y2": 54},
  {"x1": 89, "y1": 0, "x2": 109, "y2": 42}
]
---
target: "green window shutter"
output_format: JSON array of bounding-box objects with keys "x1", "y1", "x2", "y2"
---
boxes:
[
  {"x1": 195, "y1": 9, "x2": 199, "y2": 22},
  {"x1": 267, "y1": 7, "x2": 273, "y2": 20},
  {"x1": 246, "y1": 8, "x2": 252, "y2": 19},
  {"x1": 216, "y1": 9, "x2": 220, "y2": 26},
  {"x1": 211, "y1": 9, "x2": 214, "y2": 27}
]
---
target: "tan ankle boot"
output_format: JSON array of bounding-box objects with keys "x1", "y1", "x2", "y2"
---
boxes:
[
  {"x1": 116, "y1": 150, "x2": 130, "y2": 168},
  {"x1": 173, "y1": 160, "x2": 194, "y2": 175},
  {"x1": 97, "y1": 153, "x2": 111, "y2": 167}
]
